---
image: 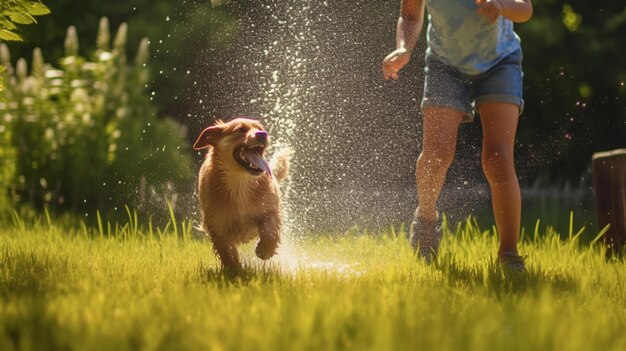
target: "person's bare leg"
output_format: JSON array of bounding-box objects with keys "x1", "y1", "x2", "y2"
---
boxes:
[
  {"x1": 415, "y1": 107, "x2": 465, "y2": 221},
  {"x1": 478, "y1": 102, "x2": 521, "y2": 257},
  {"x1": 411, "y1": 107, "x2": 464, "y2": 260}
]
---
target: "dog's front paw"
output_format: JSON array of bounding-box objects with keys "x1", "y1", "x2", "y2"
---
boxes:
[{"x1": 255, "y1": 240, "x2": 278, "y2": 260}]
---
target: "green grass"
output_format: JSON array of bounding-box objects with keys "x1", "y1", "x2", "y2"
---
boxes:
[{"x1": 0, "y1": 212, "x2": 625, "y2": 351}]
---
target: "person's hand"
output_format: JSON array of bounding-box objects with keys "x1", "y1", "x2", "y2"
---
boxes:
[
  {"x1": 382, "y1": 48, "x2": 410, "y2": 80},
  {"x1": 476, "y1": 0, "x2": 503, "y2": 23}
]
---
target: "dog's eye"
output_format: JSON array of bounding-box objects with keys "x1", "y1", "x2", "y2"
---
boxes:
[{"x1": 234, "y1": 126, "x2": 248, "y2": 133}]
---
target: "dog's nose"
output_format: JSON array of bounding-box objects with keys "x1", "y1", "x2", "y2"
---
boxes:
[{"x1": 255, "y1": 131, "x2": 268, "y2": 142}]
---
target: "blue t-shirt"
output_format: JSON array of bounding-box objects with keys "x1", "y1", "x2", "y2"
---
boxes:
[{"x1": 425, "y1": 0, "x2": 521, "y2": 75}]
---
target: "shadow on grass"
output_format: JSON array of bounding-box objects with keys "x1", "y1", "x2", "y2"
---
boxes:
[
  {"x1": 0, "y1": 247, "x2": 72, "y2": 298},
  {"x1": 436, "y1": 258, "x2": 579, "y2": 298},
  {"x1": 193, "y1": 260, "x2": 286, "y2": 286}
]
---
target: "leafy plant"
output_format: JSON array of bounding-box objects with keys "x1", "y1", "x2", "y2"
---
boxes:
[
  {"x1": 0, "y1": 0, "x2": 50, "y2": 42},
  {"x1": 0, "y1": 17, "x2": 193, "y2": 215},
  {"x1": 0, "y1": 0, "x2": 49, "y2": 92}
]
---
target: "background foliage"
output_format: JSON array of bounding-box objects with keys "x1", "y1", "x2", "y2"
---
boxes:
[
  {"x1": 518, "y1": 0, "x2": 626, "y2": 183},
  {"x1": 0, "y1": 17, "x2": 193, "y2": 214},
  {"x1": 7, "y1": 1, "x2": 624, "y2": 183},
  {"x1": 0, "y1": 0, "x2": 50, "y2": 212}
]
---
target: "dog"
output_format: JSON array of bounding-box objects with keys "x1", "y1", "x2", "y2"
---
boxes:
[{"x1": 193, "y1": 117, "x2": 291, "y2": 270}]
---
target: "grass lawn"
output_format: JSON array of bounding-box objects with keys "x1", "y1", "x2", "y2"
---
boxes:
[{"x1": 0, "y1": 212, "x2": 625, "y2": 351}]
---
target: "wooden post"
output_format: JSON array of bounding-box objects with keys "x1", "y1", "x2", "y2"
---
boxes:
[{"x1": 592, "y1": 149, "x2": 626, "y2": 256}]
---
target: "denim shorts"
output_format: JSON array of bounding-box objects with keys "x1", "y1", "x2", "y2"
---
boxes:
[{"x1": 421, "y1": 49, "x2": 524, "y2": 122}]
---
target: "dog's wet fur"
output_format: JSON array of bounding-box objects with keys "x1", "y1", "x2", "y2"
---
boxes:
[{"x1": 193, "y1": 117, "x2": 291, "y2": 271}]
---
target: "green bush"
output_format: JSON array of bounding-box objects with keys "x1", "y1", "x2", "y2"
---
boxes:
[
  {"x1": 0, "y1": 17, "x2": 193, "y2": 214},
  {"x1": 0, "y1": 0, "x2": 49, "y2": 213}
]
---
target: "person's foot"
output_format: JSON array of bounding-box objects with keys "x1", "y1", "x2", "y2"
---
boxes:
[
  {"x1": 498, "y1": 251, "x2": 526, "y2": 272},
  {"x1": 409, "y1": 214, "x2": 442, "y2": 263}
]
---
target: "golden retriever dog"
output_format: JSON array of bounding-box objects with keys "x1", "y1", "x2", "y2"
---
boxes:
[{"x1": 193, "y1": 117, "x2": 291, "y2": 270}]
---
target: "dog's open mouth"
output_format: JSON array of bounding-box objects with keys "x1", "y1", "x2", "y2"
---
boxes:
[{"x1": 234, "y1": 145, "x2": 272, "y2": 176}]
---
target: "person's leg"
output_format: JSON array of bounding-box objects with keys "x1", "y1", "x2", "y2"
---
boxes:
[
  {"x1": 415, "y1": 106, "x2": 465, "y2": 221},
  {"x1": 478, "y1": 102, "x2": 521, "y2": 257},
  {"x1": 413, "y1": 53, "x2": 472, "y2": 260},
  {"x1": 410, "y1": 107, "x2": 464, "y2": 261}
]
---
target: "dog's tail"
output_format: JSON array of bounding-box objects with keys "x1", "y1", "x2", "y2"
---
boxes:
[{"x1": 270, "y1": 148, "x2": 292, "y2": 183}]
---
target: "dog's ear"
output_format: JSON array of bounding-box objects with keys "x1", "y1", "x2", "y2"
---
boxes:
[{"x1": 193, "y1": 126, "x2": 222, "y2": 150}]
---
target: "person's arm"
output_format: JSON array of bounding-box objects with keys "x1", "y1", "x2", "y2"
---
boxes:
[
  {"x1": 396, "y1": 0, "x2": 427, "y2": 53},
  {"x1": 476, "y1": 0, "x2": 533, "y2": 23},
  {"x1": 382, "y1": 0, "x2": 426, "y2": 80}
]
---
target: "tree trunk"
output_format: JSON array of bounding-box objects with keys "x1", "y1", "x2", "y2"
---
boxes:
[{"x1": 592, "y1": 149, "x2": 626, "y2": 256}]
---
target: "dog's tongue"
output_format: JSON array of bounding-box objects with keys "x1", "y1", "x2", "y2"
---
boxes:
[{"x1": 243, "y1": 149, "x2": 272, "y2": 176}]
